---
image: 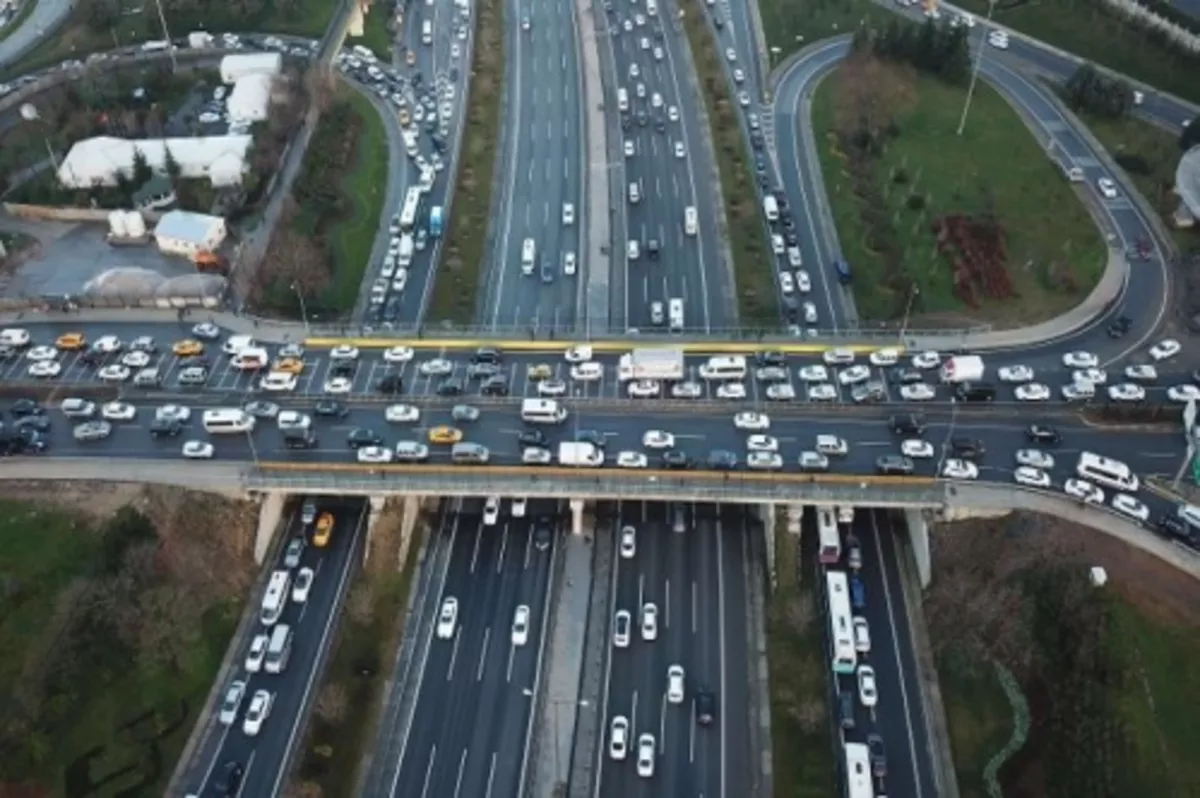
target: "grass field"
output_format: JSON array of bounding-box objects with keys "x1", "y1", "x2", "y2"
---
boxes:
[
  {"x1": 938, "y1": 658, "x2": 1017, "y2": 798},
  {"x1": 757, "y1": 0, "x2": 891, "y2": 65},
  {"x1": 811, "y1": 66, "x2": 1107, "y2": 326},
  {"x1": 768, "y1": 527, "x2": 839, "y2": 798},
  {"x1": 353, "y1": 1, "x2": 395, "y2": 62}
]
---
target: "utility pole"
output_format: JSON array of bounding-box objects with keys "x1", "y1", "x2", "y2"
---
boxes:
[
  {"x1": 956, "y1": 0, "x2": 997, "y2": 137},
  {"x1": 151, "y1": 0, "x2": 178, "y2": 72}
]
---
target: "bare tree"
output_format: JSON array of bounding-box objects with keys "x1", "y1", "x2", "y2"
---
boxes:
[
  {"x1": 833, "y1": 51, "x2": 916, "y2": 148},
  {"x1": 314, "y1": 682, "x2": 349, "y2": 724}
]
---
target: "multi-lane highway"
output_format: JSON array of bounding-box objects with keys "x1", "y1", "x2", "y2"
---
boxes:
[
  {"x1": 481, "y1": 0, "x2": 585, "y2": 331},
  {"x1": 178, "y1": 498, "x2": 366, "y2": 797}
]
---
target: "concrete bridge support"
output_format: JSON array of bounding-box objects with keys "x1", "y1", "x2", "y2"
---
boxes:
[
  {"x1": 253, "y1": 491, "x2": 287, "y2": 565},
  {"x1": 570, "y1": 498, "x2": 586, "y2": 535},
  {"x1": 904, "y1": 509, "x2": 932, "y2": 589},
  {"x1": 758, "y1": 503, "x2": 778, "y2": 590}
]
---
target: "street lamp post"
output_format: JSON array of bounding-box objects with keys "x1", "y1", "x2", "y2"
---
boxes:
[
  {"x1": 151, "y1": 0, "x2": 178, "y2": 72},
  {"x1": 291, "y1": 282, "x2": 311, "y2": 333},
  {"x1": 956, "y1": 0, "x2": 997, "y2": 137},
  {"x1": 900, "y1": 283, "x2": 920, "y2": 342}
]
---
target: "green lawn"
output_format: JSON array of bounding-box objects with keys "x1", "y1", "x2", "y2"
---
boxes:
[
  {"x1": 768, "y1": 527, "x2": 839, "y2": 798},
  {"x1": 811, "y1": 67, "x2": 1107, "y2": 325},
  {"x1": 937, "y1": 657, "x2": 1014, "y2": 798},
  {"x1": 955, "y1": 0, "x2": 1200, "y2": 106},
  {"x1": 350, "y1": 0, "x2": 395, "y2": 62},
  {"x1": 758, "y1": 0, "x2": 892, "y2": 67},
  {"x1": 0, "y1": 0, "x2": 38, "y2": 44}
]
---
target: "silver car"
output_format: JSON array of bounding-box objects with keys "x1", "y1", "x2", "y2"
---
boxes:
[{"x1": 73, "y1": 420, "x2": 113, "y2": 441}]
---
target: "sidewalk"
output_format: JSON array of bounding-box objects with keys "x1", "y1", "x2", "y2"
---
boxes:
[{"x1": 577, "y1": 0, "x2": 611, "y2": 334}]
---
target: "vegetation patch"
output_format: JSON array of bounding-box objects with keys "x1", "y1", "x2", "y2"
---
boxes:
[
  {"x1": 681, "y1": 0, "x2": 778, "y2": 327},
  {"x1": 426, "y1": 0, "x2": 503, "y2": 325},
  {"x1": 811, "y1": 33, "x2": 1106, "y2": 327},
  {"x1": 757, "y1": 0, "x2": 892, "y2": 66},
  {"x1": 767, "y1": 520, "x2": 838, "y2": 797},
  {"x1": 927, "y1": 513, "x2": 1200, "y2": 798},
  {"x1": 0, "y1": 489, "x2": 255, "y2": 796},
  {"x1": 352, "y1": 0, "x2": 396, "y2": 62}
]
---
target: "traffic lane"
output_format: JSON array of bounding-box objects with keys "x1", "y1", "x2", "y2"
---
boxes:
[
  {"x1": 193, "y1": 501, "x2": 366, "y2": 797},
  {"x1": 717, "y1": 508, "x2": 754, "y2": 795}
]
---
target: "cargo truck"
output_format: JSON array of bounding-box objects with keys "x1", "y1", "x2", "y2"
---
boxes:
[
  {"x1": 617, "y1": 348, "x2": 685, "y2": 382},
  {"x1": 188, "y1": 31, "x2": 214, "y2": 49},
  {"x1": 939, "y1": 355, "x2": 985, "y2": 384},
  {"x1": 557, "y1": 441, "x2": 604, "y2": 467}
]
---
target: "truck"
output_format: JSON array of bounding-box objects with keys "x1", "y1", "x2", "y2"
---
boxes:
[
  {"x1": 939, "y1": 355, "x2": 985, "y2": 384},
  {"x1": 187, "y1": 31, "x2": 214, "y2": 49},
  {"x1": 557, "y1": 441, "x2": 604, "y2": 467},
  {"x1": 429, "y1": 205, "x2": 444, "y2": 237},
  {"x1": 617, "y1": 348, "x2": 685, "y2": 382}
]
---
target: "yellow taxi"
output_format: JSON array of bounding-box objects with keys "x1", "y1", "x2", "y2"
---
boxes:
[
  {"x1": 273, "y1": 357, "x2": 305, "y2": 375},
  {"x1": 173, "y1": 339, "x2": 205, "y2": 357},
  {"x1": 55, "y1": 332, "x2": 87, "y2": 351},
  {"x1": 398, "y1": 108, "x2": 411, "y2": 126},
  {"x1": 406, "y1": 50, "x2": 417, "y2": 66},
  {"x1": 428, "y1": 425, "x2": 463, "y2": 445},
  {"x1": 313, "y1": 512, "x2": 335, "y2": 547},
  {"x1": 526, "y1": 363, "x2": 553, "y2": 381}
]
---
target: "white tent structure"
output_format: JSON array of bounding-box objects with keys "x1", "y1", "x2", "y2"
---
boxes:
[
  {"x1": 226, "y1": 72, "x2": 273, "y2": 123},
  {"x1": 1176, "y1": 145, "x2": 1200, "y2": 228},
  {"x1": 220, "y1": 52, "x2": 282, "y2": 84},
  {"x1": 57, "y1": 135, "x2": 253, "y2": 188}
]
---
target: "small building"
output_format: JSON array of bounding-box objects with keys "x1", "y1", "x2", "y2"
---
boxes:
[
  {"x1": 220, "y1": 52, "x2": 282, "y2": 85},
  {"x1": 226, "y1": 72, "x2": 273, "y2": 123},
  {"x1": 154, "y1": 210, "x2": 227, "y2": 259}
]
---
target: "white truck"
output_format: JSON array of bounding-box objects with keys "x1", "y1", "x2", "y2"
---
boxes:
[
  {"x1": 188, "y1": 31, "x2": 215, "y2": 49},
  {"x1": 617, "y1": 348, "x2": 685, "y2": 382},
  {"x1": 939, "y1": 355, "x2": 985, "y2": 384},
  {"x1": 557, "y1": 442, "x2": 604, "y2": 467}
]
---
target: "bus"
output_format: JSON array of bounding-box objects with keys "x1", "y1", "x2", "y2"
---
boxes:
[
  {"x1": 429, "y1": 205, "x2": 444, "y2": 237},
  {"x1": 844, "y1": 742, "x2": 875, "y2": 798},
  {"x1": 817, "y1": 507, "x2": 841, "y2": 564},
  {"x1": 398, "y1": 186, "x2": 423, "y2": 231},
  {"x1": 825, "y1": 571, "x2": 858, "y2": 674},
  {"x1": 260, "y1": 570, "x2": 291, "y2": 626},
  {"x1": 264, "y1": 624, "x2": 293, "y2": 673},
  {"x1": 1076, "y1": 452, "x2": 1139, "y2": 493}
]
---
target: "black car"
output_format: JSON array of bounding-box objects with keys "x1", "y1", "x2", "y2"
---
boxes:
[
  {"x1": 540, "y1": 262, "x2": 555, "y2": 284},
  {"x1": 481, "y1": 377, "x2": 509, "y2": 396},
  {"x1": 376, "y1": 373, "x2": 404, "y2": 394},
  {"x1": 576, "y1": 430, "x2": 606, "y2": 448},
  {"x1": 661, "y1": 450, "x2": 690, "y2": 469},
  {"x1": 1026, "y1": 424, "x2": 1061, "y2": 444},
  {"x1": 533, "y1": 517, "x2": 553, "y2": 550},
  {"x1": 891, "y1": 367, "x2": 924, "y2": 384},
  {"x1": 955, "y1": 381, "x2": 997, "y2": 402},
  {"x1": 14, "y1": 414, "x2": 51, "y2": 432},
  {"x1": 331, "y1": 360, "x2": 356, "y2": 377},
  {"x1": 437, "y1": 379, "x2": 464, "y2": 396},
  {"x1": 889, "y1": 413, "x2": 925, "y2": 435},
  {"x1": 755, "y1": 351, "x2": 786, "y2": 367},
  {"x1": 949, "y1": 437, "x2": 986, "y2": 459},
  {"x1": 866, "y1": 734, "x2": 887, "y2": 777},
  {"x1": 471, "y1": 348, "x2": 502, "y2": 364},
  {"x1": 467, "y1": 362, "x2": 502, "y2": 380},
  {"x1": 519, "y1": 429, "x2": 547, "y2": 447},
  {"x1": 694, "y1": 690, "x2": 716, "y2": 726},
  {"x1": 182, "y1": 355, "x2": 212, "y2": 368},
  {"x1": 10, "y1": 399, "x2": 43, "y2": 417},
  {"x1": 149, "y1": 418, "x2": 183, "y2": 438},
  {"x1": 313, "y1": 399, "x2": 349, "y2": 418},
  {"x1": 1107, "y1": 314, "x2": 1132, "y2": 338},
  {"x1": 346, "y1": 427, "x2": 383, "y2": 449},
  {"x1": 216, "y1": 761, "x2": 244, "y2": 796},
  {"x1": 79, "y1": 350, "x2": 103, "y2": 366},
  {"x1": 707, "y1": 450, "x2": 739, "y2": 470},
  {"x1": 647, "y1": 239, "x2": 661, "y2": 259},
  {"x1": 712, "y1": 11, "x2": 724, "y2": 27},
  {"x1": 838, "y1": 691, "x2": 856, "y2": 729}
]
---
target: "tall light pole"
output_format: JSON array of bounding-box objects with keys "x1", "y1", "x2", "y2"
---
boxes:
[
  {"x1": 900, "y1": 283, "x2": 919, "y2": 341},
  {"x1": 956, "y1": 0, "x2": 997, "y2": 137},
  {"x1": 151, "y1": 0, "x2": 178, "y2": 72},
  {"x1": 291, "y1": 281, "x2": 311, "y2": 333}
]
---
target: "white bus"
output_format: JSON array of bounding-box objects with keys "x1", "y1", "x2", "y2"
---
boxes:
[
  {"x1": 421, "y1": 20, "x2": 433, "y2": 44},
  {"x1": 1075, "y1": 452, "x2": 1139, "y2": 493},
  {"x1": 202, "y1": 408, "x2": 256, "y2": 434},
  {"x1": 521, "y1": 238, "x2": 537, "y2": 275},
  {"x1": 817, "y1": 507, "x2": 841, "y2": 564},
  {"x1": 398, "y1": 186, "x2": 423, "y2": 231},
  {"x1": 844, "y1": 742, "x2": 875, "y2": 798},
  {"x1": 264, "y1": 624, "x2": 293, "y2": 674},
  {"x1": 521, "y1": 398, "x2": 568, "y2": 424},
  {"x1": 698, "y1": 355, "x2": 747, "y2": 381},
  {"x1": 260, "y1": 570, "x2": 291, "y2": 626},
  {"x1": 825, "y1": 571, "x2": 857, "y2": 675}
]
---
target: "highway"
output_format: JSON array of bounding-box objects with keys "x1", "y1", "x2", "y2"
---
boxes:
[
  {"x1": 178, "y1": 498, "x2": 366, "y2": 797},
  {"x1": 591, "y1": 500, "x2": 754, "y2": 796},
  {"x1": 480, "y1": 0, "x2": 585, "y2": 331},
  {"x1": 600, "y1": 0, "x2": 733, "y2": 332},
  {"x1": 384, "y1": 499, "x2": 557, "y2": 798}
]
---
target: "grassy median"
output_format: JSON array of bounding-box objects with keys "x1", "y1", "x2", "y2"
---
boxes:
[
  {"x1": 758, "y1": 0, "x2": 891, "y2": 65},
  {"x1": 426, "y1": 0, "x2": 504, "y2": 325},
  {"x1": 681, "y1": 0, "x2": 779, "y2": 327}
]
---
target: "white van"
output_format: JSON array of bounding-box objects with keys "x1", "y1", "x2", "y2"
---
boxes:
[
  {"x1": 521, "y1": 398, "x2": 568, "y2": 424},
  {"x1": 260, "y1": 570, "x2": 291, "y2": 626},
  {"x1": 763, "y1": 195, "x2": 779, "y2": 222},
  {"x1": 222, "y1": 334, "x2": 258, "y2": 355},
  {"x1": 668, "y1": 298, "x2": 684, "y2": 331},
  {"x1": 617, "y1": 87, "x2": 628, "y2": 112},
  {"x1": 202, "y1": 408, "x2": 256, "y2": 434},
  {"x1": 815, "y1": 435, "x2": 849, "y2": 456},
  {"x1": 397, "y1": 234, "x2": 415, "y2": 266},
  {"x1": 422, "y1": 20, "x2": 433, "y2": 44},
  {"x1": 698, "y1": 356, "x2": 747, "y2": 381},
  {"x1": 684, "y1": 206, "x2": 697, "y2": 236},
  {"x1": 628, "y1": 181, "x2": 640, "y2": 204},
  {"x1": 352, "y1": 45, "x2": 376, "y2": 62},
  {"x1": 264, "y1": 624, "x2": 293, "y2": 674},
  {"x1": 521, "y1": 238, "x2": 537, "y2": 274}
]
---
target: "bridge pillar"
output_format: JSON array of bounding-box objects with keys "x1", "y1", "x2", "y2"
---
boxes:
[
  {"x1": 759, "y1": 504, "x2": 778, "y2": 590},
  {"x1": 905, "y1": 509, "x2": 932, "y2": 589},
  {"x1": 570, "y1": 498, "x2": 586, "y2": 536},
  {"x1": 253, "y1": 491, "x2": 287, "y2": 565},
  {"x1": 362, "y1": 495, "x2": 387, "y2": 565}
]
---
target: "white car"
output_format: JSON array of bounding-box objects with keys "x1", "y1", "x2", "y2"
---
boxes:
[
  {"x1": 624, "y1": 139, "x2": 635, "y2": 157},
  {"x1": 1125, "y1": 364, "x2": 1158, "y2": 381},
  {"x1": 767, "y1": 383, "x2": 797, "y2": 401},
  {"x1": 838, "y1": 365, "x2": 871, "y2": 385},
  {"x1": 523, "y1": 446, "x2": 553, "y2": 465},
  {"x1": 627, "y1": 239, "x2": 640, "y2": 260},
  {"x1": 852, "y1": 617, "x2": 871, "y2": 653},
  {"x1": 436, "y1": 597, "x2": 459, "y2": 639},
  {"x1": 1062, "y1": 351, "x2": 1098, "y2": 369},
  {"x1": 570, "y1": 362, "x2": 603, "y2": 381},
  {"x1": 511, "y1": 604, "x2": 531, "y2": 645},
  {"x1": 97, "y1": 364, "x2": 131, "y2": 382},
  {"x1": 901, "y1": 439, "x2": 934, "y2": 459},
  {"x1": 218, "y1": 680, "x2": 247, "y2": 725},
  {"x1": 357, "y1": 445, "x2": 394, "y2": 464},
  {"x1": 798, "y1": 451, "x2": 829, "y2": 471},
  {"x1": 734, "y1": 411, "x2": 770, "y2": 430},
  {"x1": 329, "y1": 345, "x2": 360, "y2": 360},
  {"x1": 1149, "y1": 339, "x2": 1181, "y2": 361},
  {"x1": 619, "y1": 525, "x2": 637, "y2": 558},
  {"x1": 942, "y1": 458, "x2": 979, "y2": 480},
  {"x1": 725, "y1": 46, "x2": 737, "y2": 62},
  {"x1": 562, "y1": 202, "x2": 575, "y2": 225},
  {"x1": 1107, "y1": 383, "x2": 1145, "y2": 402},
  {"x1": 716, "y1": 382, "x2": 746, "y2": 399},
  {"x1": 910, "y1": 350, "x2": 940, "y2": 370},
  {"x1": 1061, "y1": 382, "x2": 1095, "y2": 401},
  {"x1": 667, "y1": 664, "x2": 685, "y2": 704},
  {"x1": 609, "y1": 716, "x2": 630, "y2": 760},
  {"x1": 483, "y1": 496, "x2": 501, "y2": 526},
  {"x1": 182, "y1": 440, "x2": 215, "y2": 459},
  {"x1": 642, "y1": 430, "x2": 674, "y2": 449},
  {"x1": 822, "y1": 348, "x2": 855, "y2": 366},
  {"x1": 1064, "y1": 478, "x2": 1105, "y2": 505},
  {"x1": 667, "y1": 105, "x2": 679, "y2": 122},
  {"x1": 540, "y1": 379, "x2": 569, "y2": 397},
  {"x1": 1015, "y1": 383, "x2": 1051, "y2": 402},
  {"x1": 998, "y1": 365, "x2": 1034, "y2": 383},
  {"x1": 613, "y1": 609, "x2": 631, "y2": 647},
  {"x1": 91, "y1": 335, "x2": 122, "y2": 353},
  {"x1": 748, "y1": 452, "x2": 783, "y2": 470},
  {"x1": 565, "y1": 345, "x2": 592, "y2": 362},
  {"x1": 988, "y1": 30, "x2": 1009, "y2": 49},
  {"x1": 756, "y1": 367, "x2": 789, "y2": 383},
  {"x1": 1073, "y1": 368, "x2": 1107, "y2": 385},
  {"x1": 385, "y1": 404, "x2": 421, "y2": 423},
  {"x1": 674, "y1": 141, "x2": 685, "y2": 159},
  {"x1": 507, "y1": 497, "x2": 526, "y2": 519},
  {"x1": 1112, "y1": 493, "x2": 1150, "y2": 522},
  {"x1": 617, "y1": 451, "x2": 648, "y2": 468},
  {"x1": 808, "y1": 383, "x2": 838, "y2": 401},
  {"x1": 733, "y1": 67, "x2": 745, "y2": 83},
  {"x1": 798, "y1": 365, "x2": 828, "y2": 382},
  {"x1": 641, "y1": 603, "x2": 658, "y2": 641},
  {"x1": 746, "y1": 434, "x2": 779, "y2": 452},
  {"x1": 1014, "y1": 465, "x2": 1051, "y2": 488},
  {"x1": 1096, "y1": 177, "x2": 1119, "y2": 199},
  {"x1": 324, "y1": 377, "x2": 353, "y2": 394},
  {"x1": 1168, "y1": 385, "x2": 1200, "y2": 402},
  {"x1": 1016, "y1": 449, "x2": 1054, "y2": 469},
  {"x1": 25, "y1": 345, "x2": 56, "y2": 361},
  {"x1": 260, "y1": 372, "x2": 298, "y2": 392},
  {"x1": 292, "y1": 566, "x2": 315, "y2": 602},
  {"x1": 419, "y1": 358, "x2": 454, "y2": 376},
  {"x1": 384, "y1": 345, "x2": 415, "y2": 362},
  {"x1": 101, "y1": 401, "x2": 136, "y2": 421},
  {"x1": 28, "y1": 361, "x2": 61, "y2": 378},
  {"x1": 156, "y1": 404, "x2": 191, "y2": 422},
  {"x1": 857, "y1": 665, "x2": 878, "y2": 707},
  {"x1": 627, "y1": 379, "x2": 661, "y2": 398},
  {"x1": 121, "y1": 350, "x2": 151, "y2": 368},
  {"x1": 0, "y1": 327, "x2": 30, "y2": 346},
  {"x1": 192, "y1": 322, "x2": 221, "y2": 340},
  {"x1": 245, "y1": 634, "x2": 269, "y2": 673},
  {"x1": 563, "y1": 252, "x2": 577, "y2": 275},
  {"x1": 900, "y1": 383, "x2": 935, "y2": 401},
  {"x1": 242, "y1": 689, "x2": 273, "y2": 736},
  {"x1": 636, "y1": 734, "x2": 656, "y2": 778},
  {"x1": 869, "y1": 348, "x2": 899, "y2": 366}
]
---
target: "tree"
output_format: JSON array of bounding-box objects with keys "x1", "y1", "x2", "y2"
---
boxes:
[
  {"x1": 130, "y1": 147, "x2": 153, "y2": 186},
  {"x1": 163, "y1": 144, "x2": 182, "y2": 181}
]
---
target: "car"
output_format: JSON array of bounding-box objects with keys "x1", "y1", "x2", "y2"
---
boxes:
[
  {"x1": 857, "y1": 664, "x2": 878, "y2": 707},
  {"x1": 436, "y1": 597, "x2": 459, "y2": 639},
  {"x1": 1064, "y1": 478, "x2": 1105, "y2": 505},
  {"x1": 539, "y1": 379, "x2": 568, "y2": 397},
  {"x1": 292, "y1": 566, "x2": 315, "y2": 602},
  {"x1": 1112, "y1": 493, "x2": 1150, "y2": 522},
  {"x1": 1168, "y1": 384, "x2": 1200, "y2": 402},
  {"x1": 942, "y1": 458, "x2": 979, "y2": 480},
  {"x1": 617, "y1": 451, "x2": 648, "y2": 468},
  {"x1": 428, "y1": 425, "x2": 465, "y2": 445},
  {"x1": 1108, "y1": 383, "x2": 1145, "y2": 402},
  {"x1": 451, "y1": 404, "x2": 481, "y2": 423},
  {"x1": 1097, "y1": 177, "x2": 1118, "y2": 198},
  {"x1": 218, "y1": 680, "x2": 247, "y2": 725},
  {"x1": 987, "y1": 29, "x2": 1009, "y2": 48},
  {"x1": 191, "y1": 322, "x2": 220, "y2": 340},
  {"x1": 900, "y1": 383, "x2": 935, "y2": 401},
  {"x1": 25, "y1": 345, "x2": 57, "y2": 361},
  {"x1": 808, "y1": 383, "x2": 838, "y2": 401},
  {"x1": 838, "y1": 365, "x2": 871, "y2": 385},
  {"x1": 642, "y1": 430, "x2": 674, "y2": 449},
  {"x1": 1074, "y1": 368, "x2": 1108, "y2": 385},
  {"x1": 72, "y1": 420, "x2": 112, "y2": 442},
  {"x1": 357, "y1": 445, "x2": 394, "y2": 464},
  {"x1": 570, "y1": 362, "x2": 603, "y2": 381},
  {"x1": 746, "y1": 434, "x2": 779, "y2": 452},
  {"x1": 242, "y1": 689, "x2": 273, "y2": 737},
  {"x1": 511, "y1": 604, "x2": 531, "y2": 645},
  {"x1": 998, "y1": 365, "x2": 1034, "y2": 383},
  {"x1": 1014, "y1": 450, "x2": 1055, "y2": 473},
  {"x1": 1015, "y1": 383, "x2": 1051, "y2": 402},
  {"x1": 483, "y1": 496, "x2": 501, "y2": 526},
  {"x1": 563, "y1": 251, "x2": 578, "y2": 275},
  {"x1": 667, "y1": 664, "x2": 685, "y2": 704},
  {"x1": 1150, "y1": 339, "x2": 1182, "y2": 361},
  {"x1": 385, "y1": 404, "x2": 421, "y2": 423},
  {"x1": 636, "y1": 734, "x2": 656, "y2": 778},
  {"x1": 901, "y1": 439, "x2": 934, "y2": 459},
  {"x1": 667, "y1": 105, "x2": 679, "y2": 122},
  {"x1": 736, "y1": 412, "x2": 774, "y2": 434},
  {"x1": 511, "y1": 497, "x2": 528, "y2": 517},
  {"x1": 121, "y1": 350, "x2": 151, "y2": 368},
  {"x1": 182, "y1": 440, "x2": 214, "y2": 459},
  {"x1": 278, "y1": 343, "x2": 304, "y2": 359},
  {"x1": 641, "y1": 603, "x2": 658, "y2": 641},
  {"x1": 624, "y1": 139, "x2": 635, "y2": 157},
  {"x1": 756, "y1": 366, "x2": 789, "y2": 383},
  {"x1": 329, "y1": 345, "x2": 360, "y2": 360},
  {"x1": 101, "y1": 401, "x2": 136, "y2": 421},
  {"x1": 1014, "y1": 465, "x2": 1051, "y2": 488},
  {"x1": 156, "y1": 405, "x2": 192, "y2": 424},
  {"x1": 283, "y1": 536, "x2": 306, "y2": 568},
  {"x1": 869, "y1": 348, "x2": 900, "y2": 367},
  {"x1": 313, "y1": 512, "x2": 335, "y2": 546},
  {"x1": 519, "y1": 446, "x2": 552, "y2": 466},
  {"x1": 419, "y1": 358, "x2": 454, "y2": 376},
  {"x1": 245, "y1": 634, "x2": 269, "y2": 672},
  {"x1": 91, "y1": 334, "x2": 122, "y2": 353},
  {"x1": 1062, "y1": 351, "x2": 1098, "y2": 369},
  {"x1": 852, "y1": 617, "x2": 871, "y2": 652},
  {"x1": 562, "y1": 202, "x2": 575, "y2": 225},
  {"x1": 628, "y1": 380, "x2": 661, "y2": 398},
  {"x1": 28, "y1": 361, "x2": 61, "y2": 378},
  {"x1": 383, "y1": 345, "x2": 415, "y2": 363},
  {"x1": 172, "y1": 339, "x2": 205, "y2": 357},
  {"x1": 1061, "y1": 382, "x2": 1094, "y2": 402},
  {"x1": 674, "y1": 141, "x2": 686, "y2": 158},
  {"x1": 613, "y1": 609, "x2": 631, "y2": 647},
  {"x1": 323, "y1": 376, "x2": 353, "y2": 394},
  {"x1": 609, "y1": 716, "x2": 630, "y2": 760},
  {"x1": 906, "y1": 350, "x2": 938, "y2": 370},
  {"x1": 673, "y1": 381, "x2": 704, "y2": 399},
  {"x1": 725, "y1": 46, "x2": 737, "y2": 61},
  {"x1": 716, "y1": 383, "x2": 746, "y2": 399},
  {"x1": 798, "y1": 365, "x2": 829, "y2": 382},
  {"x1": 243, "y1": 400, "x2": 279, "y2": 418},
  {"x1": 747, "y1": 451, "x2": 782, "y2": 470},
  {"x1": 1125, "y1": 364, "x2": 1158, "y2": 382},
  {"x1": 626, "y1": 239, "x2": 640, "y2": 260},
  {"x1": 823, "y1": 348, "x2": 856, "y2": 366}
]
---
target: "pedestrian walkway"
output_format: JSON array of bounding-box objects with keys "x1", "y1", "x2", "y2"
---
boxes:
[{"x1": 578, "y1": 0, "x2": 611, "y2": 333}]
